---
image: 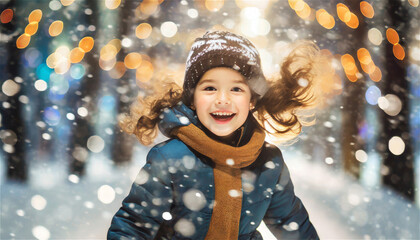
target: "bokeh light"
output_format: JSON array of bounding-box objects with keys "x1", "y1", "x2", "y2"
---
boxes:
[
  {"x1": 100, "y1": 44, "x2": 118, "y2": 61},
  {"x1": 316, "y1": 9, "x2": 335, "y2": 29},
  {"x1": 393, "y1": 44, "x2": 405, "y2": 60},
  {"x1": 70, "y1": 64, "x2": 85, "y2": 79},
  {"x1": 368, "y1": 28, "x2": 383, "y2": 46},
  {"x1": 388, "y1": 136, "x2": 405, "y2": 155},
  {"x1": 109, "y1": 61, "x2": 126, "y2": 79},
  {"x1": 49, "y1": 20, "x2": 64, "y2": 37},
  {"x1": 44, "y1": 107, "x2": 61, "y2": 126},
  {"x1": 16, "y1": 34, "x2": 31, "y2": 49},
  {"x1": 31, "y1": 195, "x2": 47, "y2": 210},
  {"x1": 87, "y1": 135, "x2": 105, "y2": 153},
  {"x1": 136, "y1": 23, "x2": 153, "y2": 39},
  {"x1": 28, "y1": 9, "x2": 42, "y2": 23},
  {"x1": 360, "y1": 1, "x2": 374, "y2": 18},
  {"x1": 160, "y1": 21, "x2": 177, "y2": 38},
  {"x1": 32, "y1": 226, "x2": 50, "y2": 240},
  {"x1": 36, "y1": 63, "x2": 52, "y2": 81},
  {"x1": 386, "y1": 28, "x2": 399, "y2": 45},
  {"x1": 136, "y1": 60, "x2": 154, "y2": 82},
  {"x1": 369, "y1": 66, "x2": 382, "y2": 82},
  {"x1": 346, "y1": 13, "x2": 359, "y2": 29},
  {"x1": 205, "y1": 0, "x2": 224, "y2": 12},
  {"x1": 79, "y1": 36, "x2": 94, "y2": 52},
  {"x1": 2, "y1": 79, "x2": 20, "y2": 96},
  {"x1": 1, "y1": 9, "x2": 13, "y2": 24},
  {"x1": 25, "y1": 22, "x2": 39, "y2": 36},
  {"x1": 124, "y1": 52, "x2": 142, "y2": 69},
  {"x1": 34, "y1": 80, "x2": 48, "y2": 91},
  {"x1": 105, "y1": 0, "x2": 121, "y2": 10},
  {"x1": 60, "y1": 0, "x2": 75, "y2": 6},
  {"x1": 378, "y1": 94, "x2": 402, "y2": 116},
  {"x1": 97, "y1": 185, "x2": 115, "y2": 204},
  {"x1": 138, "y1": 0, "x2": 160, "y2": 16},
  {"x1": 365, "y1": 85, "x2": 381, "y2": 105},
  {"x1": 337, "y1": 3, "x2": 351, "y2": 23},
  {"x1": 408, "y1": 0, "x2": 419, "y2": 7},
  {"x1": 70, "y1": 47, "x2": 85, "y2": 63}
]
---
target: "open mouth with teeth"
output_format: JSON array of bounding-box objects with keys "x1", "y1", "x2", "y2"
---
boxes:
[{"x1": 210, "y1": 112, "x2": 236, "y2": 123}]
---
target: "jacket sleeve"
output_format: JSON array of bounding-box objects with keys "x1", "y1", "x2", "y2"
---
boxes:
[
  {"x1": 263, "y1": 154, "x2": 319, "y2": 240},
  {"x1": 108, "y1": 147, "x2": 173, "y2": 240}
]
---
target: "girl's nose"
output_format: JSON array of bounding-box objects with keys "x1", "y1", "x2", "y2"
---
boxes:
[{"x1": 216, "y1": 91, "x2": 231, "y2": 105}]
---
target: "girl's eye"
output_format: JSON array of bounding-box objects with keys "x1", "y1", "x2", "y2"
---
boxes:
[
  {"x1": 232, "y1": 87, "x2": 243, "y2": 92},
  {"x1": 204, "y1": 86, "x2": 216, "y2": 91}
]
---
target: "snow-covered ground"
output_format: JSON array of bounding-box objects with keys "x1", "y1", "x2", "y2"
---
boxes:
[{"x1": 1, "y1": 147, "x2": 419, "y2": 240}]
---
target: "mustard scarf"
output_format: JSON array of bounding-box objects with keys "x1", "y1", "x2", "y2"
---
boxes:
[{"x1": 173, "y1": 123, "x2": 265, "y2": 239}]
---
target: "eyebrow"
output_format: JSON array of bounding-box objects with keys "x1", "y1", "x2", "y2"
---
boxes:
[{"x1": 197, "y1": 79, "x2": 247, "y2": 86}]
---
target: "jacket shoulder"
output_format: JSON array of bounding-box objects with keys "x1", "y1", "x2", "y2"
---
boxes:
[{"x1": 262, "y1": 142, "x2": 285, "y2": 165}]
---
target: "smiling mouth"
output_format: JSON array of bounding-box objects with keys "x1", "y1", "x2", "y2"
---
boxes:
[{"x1": 210, "y1": 112, "x2": 236, "y2": 122}]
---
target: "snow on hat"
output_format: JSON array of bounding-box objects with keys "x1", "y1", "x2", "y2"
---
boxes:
[{"x1": 182, "y1": 31, "x2": 268, "y2": 106}]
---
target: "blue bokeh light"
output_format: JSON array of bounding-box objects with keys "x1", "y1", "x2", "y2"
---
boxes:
[
  {"x1": 99, "y1": 95, "x2": 116, "y2": 112},
  {"x1": 365, "y1": 85, "x2": 381, "y2": 105},
  {"x1": 70, "y1": 64, "x2": 86, "y2": 80},
  {"x1": 36, "y1": 63, "x2": 52, "y2": 82},
  {"x1": 44, "y1": 107, "x2": 61, "y2": 126}
]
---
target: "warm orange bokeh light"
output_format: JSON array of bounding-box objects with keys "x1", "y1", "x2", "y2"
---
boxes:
[
  {"x1": 360, "y1": 1, "x2": 374, "y2": 18},
  {"x1": 288, "y1": 0, "x2": 300, "y2": 10},
  {"x1": 336, "y1": 3, "x2": 351, "y2": 22},
  {"x1": 46, "y1": 53, "x2": 58, "y2": 68},
  {"x1": 1, "y1": 9, "x2": 13, "y2": 24},
  {"x1": 295, "y1": 2, "x2": 311, "y2": 19},
  {"x1": 28, "y1": 9, "x2": 42, "y2": 23},
  {"x1": 109, "y1": 61, "x2": 127, "y2": 79},
  {"x1": 16, "y1": 34, "x2": 31, "y2": 49},
  {"x1": 361, "y1": 62, "x2": 376, "y2": 75},
  {"x1": 105, "y1": 0, "x2": 122, "y2": 10},
  {"x1": 99, "y1": 57, "x2": 117, "y2": 71},
  {"x1": 316, "y1": 9, "x2": 335, "y2": 29},
  {"x1": 60, "y1": 0, "x2": 75, "y2": 6},
  {"x1": 136, "y1": 61, "x2": 154, "y2": 82},
  {"x1": 79, "y1": 36, "x2": 94, "y2": 52},
  {"x1": 70, "y1": 47, "x2": 85, "y2": 63},
  {"x1": 25, "y1": 22, "x2": 38, "y2": 35},
  {"x1": 100, "y1": 45, "x2": 118, "y2": 61},
  {"x1": 369, "y1": 66, "x2": 382, "y2": 82},
  {"x1": 49, "y1": 20, "x2": 64, "y2": 37},
  {"x1": 124, "y1": 52, "x2": 143, "y2": 69},
  {"x1": 357, "y1": 48, "x2": 372, "y2": 65},
  {"x1": 136, "y1": 23, "x2": 153, "y2": 39},
  {"x1": 108, "y1": 39, "x2": 122, "y2": 52},
  {"x1": 346, "y1": 13, "x2": 359, "y2": 29},
  {"x1": 386, "y1": 28, "x2": 399, "y2": 45},
  {"x1": 205, "y1": 0, "x2": 224, "y2": 12},
  {"x1": 393, "y1": 44, "x2": 405, "y2": 60},
  {"x1": 139, "y1": 0, "x2": 160, "y2": 15},
  {"x1": 341, "y1": 54, "x2": 359, "y2": 81}
]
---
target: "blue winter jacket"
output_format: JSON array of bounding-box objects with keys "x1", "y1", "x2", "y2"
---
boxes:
[{"x1": 108, "y1": 104, "x2": 318, "y2": 239}]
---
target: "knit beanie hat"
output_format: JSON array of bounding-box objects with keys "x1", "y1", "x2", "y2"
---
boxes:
[{"x1": 182, "y1": 31, "x2": 268, "y2": 106}]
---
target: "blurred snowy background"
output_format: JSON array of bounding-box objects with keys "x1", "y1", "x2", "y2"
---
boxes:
[{"x1": 1, "y1": 0, "x2": 419, "y2": 239}]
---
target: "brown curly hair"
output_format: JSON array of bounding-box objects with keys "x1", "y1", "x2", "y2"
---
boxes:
[{"x1": 120, "y1": 41, "x2": 330, "y2": 145}]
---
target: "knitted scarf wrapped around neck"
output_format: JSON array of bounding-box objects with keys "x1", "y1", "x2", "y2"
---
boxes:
[{"x1": 172, "y1": 123, "x2": 265, "y2": 240}]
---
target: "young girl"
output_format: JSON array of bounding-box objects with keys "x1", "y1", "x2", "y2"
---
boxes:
[{"x1": 108, "y1": 31, "x2": 320, "y2": 240}]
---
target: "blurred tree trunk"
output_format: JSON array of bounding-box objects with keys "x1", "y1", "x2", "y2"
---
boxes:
[
  {"x1": 381, "y1": 1, "x2": 414, "y2": 200},
  {"x1": 68, "y1": 0, "x2": 100, "y2": 176},
  {"x1": 1, "y1": 0, "x2": 27, "y2": 182},
  {"x1": 111, "y1": 0, "x2": 137, "y2": 164},
  {"x1": 340, "y1": 0, "x2": 366, "y2": 178}
]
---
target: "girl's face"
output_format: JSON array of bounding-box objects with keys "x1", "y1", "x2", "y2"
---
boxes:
[{"x1": 193, "y1": 67, "x2": 252, "y2": 137}]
